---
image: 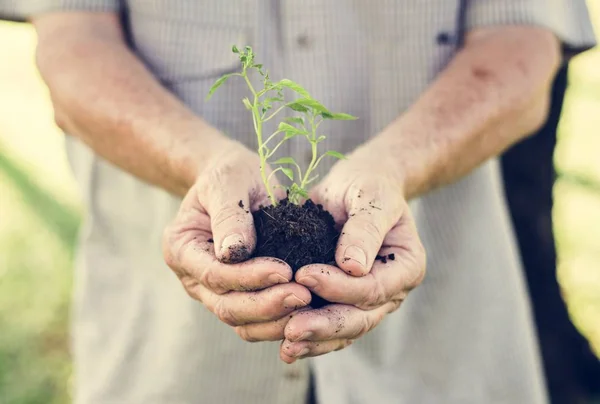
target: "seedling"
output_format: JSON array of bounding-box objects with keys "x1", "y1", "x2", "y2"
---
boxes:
[{"x1": 206, "y1": 45, "x2": 357, "y2": 206}]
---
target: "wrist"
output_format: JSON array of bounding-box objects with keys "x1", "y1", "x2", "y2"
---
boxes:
[
  {"x1": 164, "y1": 119, "x2": 234, "y2": 195},
  {"x1": 349, "y1": 134, "x2": 408, "y2": 198}
]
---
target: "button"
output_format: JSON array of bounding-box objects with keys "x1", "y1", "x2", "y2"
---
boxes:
[
  {"x1": 284, "y1": 367, "x2": 302, "y2": 380},
  {"x1": 296, "y1": 33, "x2": 311, "y2": 48},
  {"x1": 436, "y1": 32, "x2": 453, "y2": 45}
]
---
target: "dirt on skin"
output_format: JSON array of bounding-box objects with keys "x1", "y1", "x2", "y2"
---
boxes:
[{"x1": 252, "y1": 198, "x2": 339, "y2": 308}]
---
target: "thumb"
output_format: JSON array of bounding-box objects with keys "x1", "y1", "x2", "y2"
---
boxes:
[
  {"x1": 206, "y1": 184, "x2": 256, "y2": 264},
  {"x1": 336, "y1": 184, "x2": 399, "y2": 276}
]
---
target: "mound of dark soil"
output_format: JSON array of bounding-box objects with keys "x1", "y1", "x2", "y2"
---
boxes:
[{"x1": 252, "y1": 198, "x2": 338, "y2": 308}]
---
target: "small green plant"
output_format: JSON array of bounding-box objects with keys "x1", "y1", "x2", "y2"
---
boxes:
[{"x1": 206, "y1": 45, "x2": 357, "y2": 206}]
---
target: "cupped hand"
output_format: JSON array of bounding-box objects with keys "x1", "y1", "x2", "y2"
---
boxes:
[
  {"x1": 279, "y1": 150, "x2": 427, "y2": 363},
  {"x1": 162, "y1": 142, "x2": 311, "y2": 336}
]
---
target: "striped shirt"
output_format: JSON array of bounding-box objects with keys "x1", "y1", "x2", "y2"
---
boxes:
[{"x1": 1, "y1": 1, "x2": 596, "y2": 403}]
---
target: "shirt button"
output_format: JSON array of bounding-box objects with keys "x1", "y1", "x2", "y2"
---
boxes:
[
  {"x1": 284, "y1": 367, "x2": 302, "y2": 380},
  {"x1": 296, "y1": 33, "x2": 311, "y2": 48}
]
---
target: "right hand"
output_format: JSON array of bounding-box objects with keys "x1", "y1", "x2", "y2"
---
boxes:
[{"x1": 162, "y1": 141, "x2": 311, "y2": 339}]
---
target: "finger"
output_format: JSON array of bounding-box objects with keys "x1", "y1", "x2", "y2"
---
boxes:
[
  {"x1": 284, "y1": 302, "x2": 399, "y2": 343},
  {"x1": 165, "y1": 229, "x2": 294, "y2": 293},
  {"x1": 296, "y1": 221, "x2": 425, "y2": 308},
  {"x1": 280, "y1": 337, "x2": 354, "y2": 364},
  {"x1": 197, "y1": 170, "x2": 257, "y2": 264},
  {"x1": 195, "y1": 282, "x2": 312, "y2": 326},
  {"x1": 335, "y1": 183, "x2": 402, "y2": 276},
  {"x1": 234, "y1": 308, "x2": 310, "y2": 342}
]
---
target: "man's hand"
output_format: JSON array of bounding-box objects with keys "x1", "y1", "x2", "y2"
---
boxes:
[
  {"x1": 163, "y1": 142, "x2": 311, "y2": 333},
  {"x1": 279, "y1": 152, "x2": 426, "y2": 363}
]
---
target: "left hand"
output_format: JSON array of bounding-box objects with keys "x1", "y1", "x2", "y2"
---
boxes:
[{"x1": 279, "y1": 149, "x2": 427, "y2": 363}]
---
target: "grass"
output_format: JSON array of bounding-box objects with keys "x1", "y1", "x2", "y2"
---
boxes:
[{"x1": 0, "y1": 7, "x2": 599, "y2": 402}]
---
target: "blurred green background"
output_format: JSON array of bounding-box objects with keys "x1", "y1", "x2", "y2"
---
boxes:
[{"x1": 1, "y1": 7, "x2": 599, "y2": 403}]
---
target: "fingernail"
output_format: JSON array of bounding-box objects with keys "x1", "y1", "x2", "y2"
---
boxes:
[
  {"x1": 295, "y1": 347, "x2": 310, "y2": 358},
  {"x1": 296, "y1": 331, "x2": 313, "y2": 341},
  {"x1": 283, "y1": 294, "x2": 308, "y2": 309},
  {"x1": 344, "y1": 246, "x2": 367, "y2": 268},
  {"x1": 268, "y1": 273, "x2": 289, "y2": 285},
  {"x1": 221, "y1": 233, "x2": 244, "y2": 250},
  {"x1": 298, "y1": 276, "x2": 318, "y2": 288}
]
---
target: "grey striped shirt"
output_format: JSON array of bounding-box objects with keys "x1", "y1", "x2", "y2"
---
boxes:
[{"x1": 1, "y1": 1, "x2": 595, "y2": 403}]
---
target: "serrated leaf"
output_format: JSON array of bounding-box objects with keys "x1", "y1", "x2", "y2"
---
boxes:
[
  {"x1": 278, "y1": 79, "x2": 311, "y2": 98},
  {"x1": 281, "y1": 168, "x2": 294, "y2": 181},
  {"x1": 273, "y1": 157, "x2": 297, "y2": 165},
  {"x1": 278, "y1": 122, "x2": 305, "y2": 134},
  {"x1": 206, "y1": 74, "x2": 232, "y2": 100},
  {"x1": 284, "y1": 116, "x2": 305, "y2": 126},
  {"x1": 325, "y1": 150, "x2": 347, "y2": 160},
  {"x1": 242, "y1": 97, "x2": 252, "y2": 110}
]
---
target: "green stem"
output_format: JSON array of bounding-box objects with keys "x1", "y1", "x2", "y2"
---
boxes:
[
  {"x1": 263, "y1": 105, "x2": 287, "y2": 122},
  {"x1": 244, "y1": 71, "x2": 277, "y2": 206},
  {"x1": 299, "y1": 113, "x2": 318, "y2": 191}
]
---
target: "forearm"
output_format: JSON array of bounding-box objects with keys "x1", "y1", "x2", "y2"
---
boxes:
[
  {"x1": 33, "y1": 12, "x2": 230, "y2": 196},
  {"x1": 368, "y1": 26, "x2": 561, "y2": 200}
]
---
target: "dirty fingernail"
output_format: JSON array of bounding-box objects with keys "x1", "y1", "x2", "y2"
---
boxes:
[
  {"x1": 221, "y1": 234, "x2": 244, "y2": 250},
  {"x1": 268, "y1": 273, "x2": 289, "y2": 285},
  {"x1": 283, "y1": 294, "x2": 308, "y2": 309},
  {"x1": 344, "y1": 246, "x2": 367, "y2": 268},
  {"x1": 295, "y1": 347, "x2": 310, "y2": 358},
  {"x1": 298, "y1": 276, "x2": 318, "y2": 288}
]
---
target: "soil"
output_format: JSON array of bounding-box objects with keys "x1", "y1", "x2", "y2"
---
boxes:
[{"x1": 252, "y1": 198, "x2": 339, "y2": 308}]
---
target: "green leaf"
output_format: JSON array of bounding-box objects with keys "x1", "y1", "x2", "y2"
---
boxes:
[
  {"x1": 278, "y1": 122, "x2": 305, "y2": 135},
  {"x1": 242, "y1": 97, "x2": 252, "y2": 110},
  {"x1": 287, "y1": 102, "x2": 309, "y2": 113},
  {"x1": 325, "y1": 150, "x2": 347, "y2": 160},
  {"x1": 254, "y1": 63, "x2": 263, "y2": 69},
  {"x1": 331, "y1": 112, "x2": 358, "y2": 120},
  {"x1": 273, "y1": 157, "x2": 298, "y2": 165},
  {"x1": 232, "y1": 45, "x2": 239, "y2": 53},
  {"x1": 290, "y1": 183, "x2": 309, "y2": 198},
  {"x1": 290, "y1": 98, "x2": 328, "y2": 113},
  {"x1": 277, "y1": 79, "x2": 311, "y2": 98},
  {"x1": 206, "y1": 74, "x2": 232, "y2": 100},
  {"x1": 316, "y1": 135, "x2": 327, "y2": 142},
  {"x1": 284, "y1": 116, "x2": 305, "y2": 126},
  {"x1": 320, "y1": 111, "x2": 358, "y2": 120},
  {"x1": 284, "y1": 132, "x2": 301, "y2": 140},
  {"x1": 281, "y1": 167, "x2": 294, "y2": 181}
]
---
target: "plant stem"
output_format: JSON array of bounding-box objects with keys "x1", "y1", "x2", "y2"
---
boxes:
[
  {"x1": 299, "y1": 113, "x2": 318, "y2": 191},
  {"x1": 244, "y1": 71, "x2": 277, "y2": 206}
]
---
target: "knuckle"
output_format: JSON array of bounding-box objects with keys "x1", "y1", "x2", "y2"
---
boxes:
[
  {"x1": 361, "y1": 220, "x2": 383, "y2": 242},
  {"x1": 353, "y1": 316, "x2": 375, "y2": 339},
  {"x1": 199, "y1": 264, "x2": 227, "y2": 294},
  {"x1": 235, "y1": 326, "x2": 259, "y2": 342},
  {"x1": 211, "y1": 206, "x2": 247, "y2": 228},
  {"x1": 214, "y1": 299, "x2": 239, "y2": 326},
  {"x1": 363, "y1": 277, "x2": 387, "y2": 309}
]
